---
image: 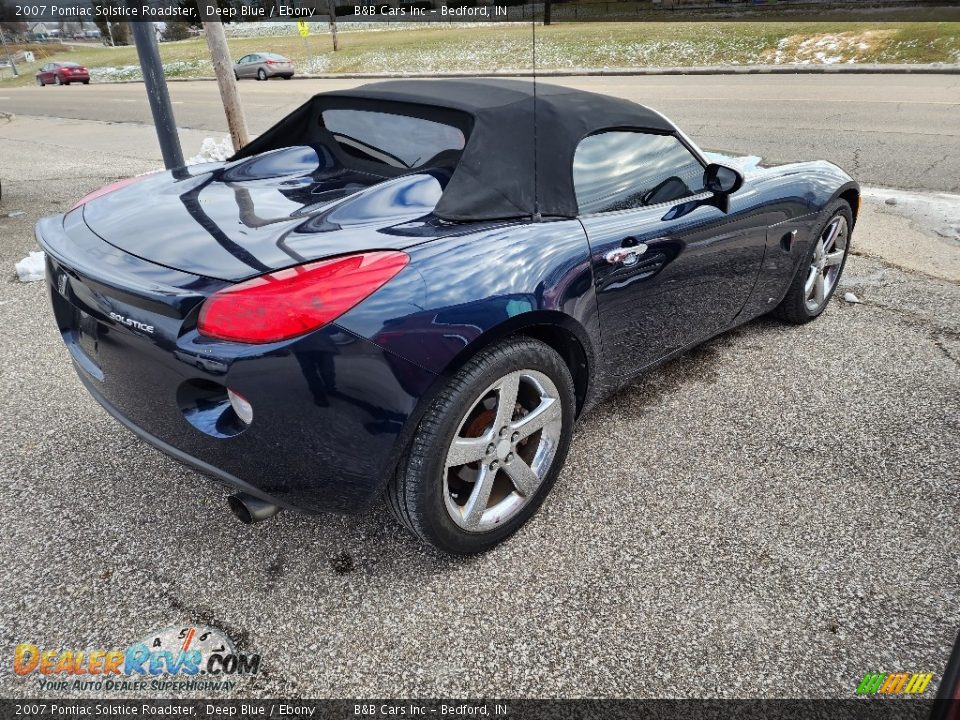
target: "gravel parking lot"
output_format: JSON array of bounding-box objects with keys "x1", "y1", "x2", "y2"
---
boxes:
[{"x1": 0, "y1": 106, "x2": 957, "y2": 699}]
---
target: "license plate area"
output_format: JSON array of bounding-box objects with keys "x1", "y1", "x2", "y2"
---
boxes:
[
  {"x1": 77, "y1": 309, "x2": 99, "y2": 360},
  {"x1": 63, "y1": 308, "x2": 105, "y2": 382}
]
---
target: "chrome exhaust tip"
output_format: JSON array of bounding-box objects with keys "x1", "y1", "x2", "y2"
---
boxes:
[{"x1": 227, "y1": 493, "x2": 280, "y2": 524}]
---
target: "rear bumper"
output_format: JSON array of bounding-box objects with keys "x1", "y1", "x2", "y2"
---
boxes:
[
  {"x1": 37, "y1": 213, "x2": 440, "y2": 515},
  {"x1": 75, "y1": 367, "x2": 293, "y2": 510}
]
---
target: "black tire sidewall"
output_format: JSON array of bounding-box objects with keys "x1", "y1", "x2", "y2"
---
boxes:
[
  {"x1": 403, "y1": 339, "x2": 576, "y2": 554},
  {"x1": 780, "y1": 200, "x2": 853, "y2": 322}
]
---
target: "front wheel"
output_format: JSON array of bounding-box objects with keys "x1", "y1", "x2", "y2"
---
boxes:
[
  {"x1": 772, "y1": 200, "x2": 853, "y2": 324},
  {"x1": 386, "y1": 337, "x2": 575, "y2": 554},
  {"x1": 37, "y1": 77, "x2": 44, "y2": 86}
]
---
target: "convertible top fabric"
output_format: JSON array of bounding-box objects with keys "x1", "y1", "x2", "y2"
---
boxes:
[{"x1": 232, "y1": 78, "x2": 677, "y2": 221}]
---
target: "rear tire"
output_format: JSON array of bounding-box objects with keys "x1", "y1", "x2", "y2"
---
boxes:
[
  {"x1": 82, "y1": 80, "x2": 89, "y2": 85},
  {"x1": 257, "y1": 69, "x2": 267, "y2": 81},
  {"x1": 772, "y1": 200, "x2": 852, "y2": 324},
  {"x1": 386, "y1": 337, "x2": 575, "y2": 554}
]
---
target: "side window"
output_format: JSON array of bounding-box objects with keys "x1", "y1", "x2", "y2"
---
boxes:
[{"x1": 573, "y1": 131, "x2": 706, "y2": 214}]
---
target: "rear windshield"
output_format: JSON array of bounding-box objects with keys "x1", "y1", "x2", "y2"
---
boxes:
[
  {"x1": 59, "y1": 62, "x2": 81, "y2": 67},
  {"x1": 262, "y1": 53, "x2": 288, "y2": 61},
  {"x1": 320, "y1": 108, "x2": 466, "y2": 171}
]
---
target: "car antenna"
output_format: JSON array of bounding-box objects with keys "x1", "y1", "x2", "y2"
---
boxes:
[{"x1": 531, "y1": 18, "x2": 541, "y2": 223}]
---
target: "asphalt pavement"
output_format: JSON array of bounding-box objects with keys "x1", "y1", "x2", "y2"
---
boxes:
[
  {"x1": 1, "y1": 73, "x2": 959, "y2": 192},
  {"x1": 0, "y1": 79, "x2": 958, "y2": 699}
]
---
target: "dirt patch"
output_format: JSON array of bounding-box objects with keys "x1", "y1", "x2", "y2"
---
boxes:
[{"x1": 766, "y1": 30, "x2": 898, "y2": 65}]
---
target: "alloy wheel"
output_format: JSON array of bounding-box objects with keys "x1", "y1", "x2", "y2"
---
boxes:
[
  {"x1": 804, "y1": 214, "x2": 848, "y2": 313},
  {"x1": 443, "y1": 369, "x2": 563, "y2": 533}
]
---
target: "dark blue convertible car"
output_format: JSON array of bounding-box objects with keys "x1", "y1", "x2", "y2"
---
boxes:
[{"x1": 36, "y1": 79, "x2": 858, "y2": 553}]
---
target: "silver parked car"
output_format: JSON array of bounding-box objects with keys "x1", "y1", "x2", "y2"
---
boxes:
[{"x1": 234, "y1": 53, "x2": 295, "y2": 81}]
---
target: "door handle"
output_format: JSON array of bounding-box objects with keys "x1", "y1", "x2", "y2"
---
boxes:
[{"x1": 605, "y1": 243, "x2": 648, "y2": 266}]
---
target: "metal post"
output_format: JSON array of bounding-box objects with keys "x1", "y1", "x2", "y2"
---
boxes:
[
  {"x1": 0, "y1": 26, "x2": 18, "y2": 77},
  {"x1": 128, "y1": 19, "x2": 184, "y2": 169}
]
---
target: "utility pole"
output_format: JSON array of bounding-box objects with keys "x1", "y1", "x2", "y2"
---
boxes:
[
  {"x1": 128, "y1": 19, "x2": 184, "y2": 169},
  {"x1": 328, "y1": 0, "x2": 339, "y2": 52},
  {"x1": 0, "y1": 26, "x2": 18, "y2": 77},
  {"x1": 203, "y1": 21, "x2": 249, "y2": 152}
]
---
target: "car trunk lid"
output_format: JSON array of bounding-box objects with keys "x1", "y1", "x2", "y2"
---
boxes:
[{"x1": 81, "y1": 146, "x2": 448, "y2": 282}]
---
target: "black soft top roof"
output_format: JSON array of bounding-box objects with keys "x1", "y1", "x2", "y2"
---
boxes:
[{"x1": 233, "y1": 78, "x2": 677, "y2": 221}]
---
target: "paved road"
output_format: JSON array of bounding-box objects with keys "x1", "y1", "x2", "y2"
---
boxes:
[
  {"x1": 2, "y1": 73, "x2": 959, "y2": 192},
  {"x1": 0, "y1": 102, "x2": 958, "y2": 699}
]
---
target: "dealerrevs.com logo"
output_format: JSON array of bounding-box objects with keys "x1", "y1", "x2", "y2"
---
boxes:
[{"x1": 13, "y1": 626, "x2": 261, "y2": 693}]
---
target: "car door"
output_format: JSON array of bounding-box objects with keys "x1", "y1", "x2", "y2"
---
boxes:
[
  {"x1": 236, "y1": 55, "x2": 252, "y2": 78},
  {"x1": 39, "y1": 63, "x2": 52, "y2": 82},
  {"x1": 576, "y1": 130, "x2": 767, "y2": 379}
]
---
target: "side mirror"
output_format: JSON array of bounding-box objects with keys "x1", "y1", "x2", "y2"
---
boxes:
[{"x1": 704, "y1": 163, "x2": 743, "y2": 195}]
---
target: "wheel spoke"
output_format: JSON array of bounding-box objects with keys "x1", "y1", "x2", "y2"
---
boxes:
[
  {"x1": 510, "y1": 397, "x2": 561, "y2": 442},
  {"x1": 492, "y1": 373, "x2": 520, "y2": 430},
  {"x1": 824, "y1": 250, "x2": 844, "y2": 267},
  {"x1": 822, "y1": 218, "x2": 842, "y2": 250},
  {"x1": 503, "y1": 457, "x2": 540, "y2": 497},
  {"x1": 814, "y1": 272, "x2": 826, "y2": 305},
  {"x1": 446, "y1": 436, "x2": 490, "y2": 468},
  {"x1": 461, "y1": 465, "x2": 496, "y2": 529},
  {"x1": 804, "y1": 266, "x2": 818, "y2": 297}
]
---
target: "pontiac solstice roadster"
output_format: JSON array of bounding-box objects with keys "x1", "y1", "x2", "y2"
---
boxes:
[{"x1": 36, "y1": 79, "x2": 858, "y2": 553}]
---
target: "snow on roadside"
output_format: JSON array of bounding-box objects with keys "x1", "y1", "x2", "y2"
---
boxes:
[
  {"x1": 767, "y1": 30, "x2": 897, "y2": 65},
  {"x1": 862, "y1": 187, "x2": 960, "y2": 241},
  {"x1": 15, "y1": 251, "x2": 45, "y2": 283},
  {"x1": 187, "y1": 137, "x2": 233, "y2": 165}
]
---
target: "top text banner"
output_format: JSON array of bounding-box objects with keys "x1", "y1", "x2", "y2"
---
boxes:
[{"x1": 2, "y1": 0, "x2": 959, "y2": 24}]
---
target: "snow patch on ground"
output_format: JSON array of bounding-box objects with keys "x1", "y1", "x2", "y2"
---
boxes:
[
  {"x1": 862, "y1": 187, "x2": 960, "y2": 242},
  {"x1": 187, "y1": 137, "x2": 233, "y2": 165},
  {"x1": 91, "y1": 60, "x2": 211, "y2": 82},
  {"x1": 15, "y1": 251, "x2": 45, "y2": 282},
  {"x1": 767, "y1": 30, "x2": 897, "y2": 65}
]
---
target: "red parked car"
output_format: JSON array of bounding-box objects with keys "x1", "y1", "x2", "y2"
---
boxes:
[{"x1": 36, "y1": 62, "x2": 90, "y2": 86}]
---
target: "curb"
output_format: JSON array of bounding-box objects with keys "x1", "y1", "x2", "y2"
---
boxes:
[{"x1": 101, "y1": 63, "x2": 960, "y2": 84}]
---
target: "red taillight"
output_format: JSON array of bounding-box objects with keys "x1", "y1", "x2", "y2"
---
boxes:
[
  {"x1": 70, "y1": 173, "x2": 158, "y2": 211},
  {"x1": 266, "y1": 59, "x2": 277, "y2": 65},
  {"x1": 197, "y1": 251, "x2": 409, "y2": 344}
]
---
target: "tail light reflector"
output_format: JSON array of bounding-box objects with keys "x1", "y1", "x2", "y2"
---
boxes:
[{"x1": 197, "y1": 251, "x2": 409, "y2": 344}]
